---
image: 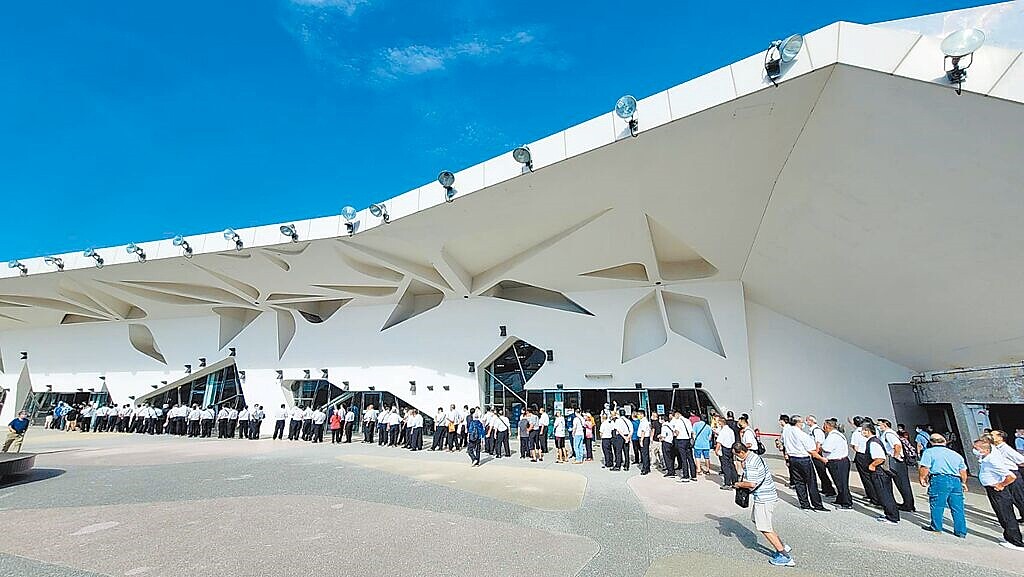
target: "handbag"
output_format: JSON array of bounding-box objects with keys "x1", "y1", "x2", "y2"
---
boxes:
[{"x1": 735, "y1": 457, "x2": 767, "y2": 508}]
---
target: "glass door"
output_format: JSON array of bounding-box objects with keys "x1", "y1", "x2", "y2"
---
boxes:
[{"x1": 606, "y1": 390, "x2": 649, "y2": 415}]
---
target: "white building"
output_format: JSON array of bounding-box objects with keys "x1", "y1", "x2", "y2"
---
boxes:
[{"x1": 2, "y1": 4, "x2": 1023, "y2": 440}]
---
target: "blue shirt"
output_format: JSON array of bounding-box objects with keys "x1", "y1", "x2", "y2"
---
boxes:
[
  {"x1": 919, "y1": 446, "x2": 966, "y2": 476},
  {"x1": 630, "y1": 419, "x2": 640, "y2": 441},
  {"x1": 1016, "y1": 437, "x2": 1024, "y2": 452},
  {"x1": 915, "y1": 430, "x2": 930, "y2": 450},
  {"x1": 9, "y1": 418, "x2": 29, "y2": 434},
  {"x1": 692, "y1": 420, "x2": 713, "y2": 450}
]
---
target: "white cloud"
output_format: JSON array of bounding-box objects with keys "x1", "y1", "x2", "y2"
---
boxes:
[
  {"x1": 381, "y1": 45, "x2": 447, "y2": 75},
  {"x1": 289, "y1": 0, "x2": 370, "y2": 18}
]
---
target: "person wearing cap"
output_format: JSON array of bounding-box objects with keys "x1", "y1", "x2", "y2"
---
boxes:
[
  {"x1": 918, "y1": 433, "x2": 968, "y2": 538},
  {"x1": 3, "y1": 411, "x2": 30, "y2": 453},
  {"x1": 974, "y1": 438, "x2": 1024, "y2": 550}
]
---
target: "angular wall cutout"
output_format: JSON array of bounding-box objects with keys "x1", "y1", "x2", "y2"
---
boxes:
[
  {"x1": 213, "y1": 307, "x2": 263, "y2": 349},
  {"x1": 581, "y1": 263, "x2": 650, "y2": 282},
  {"x1": 60, "y1": 314, "x2": 108, "y2": 325},
  {"x1": 194, "y1": 264, "x2": 261, "y2": 301},
  {"x1": 381, "y1": 280, "x2": 444, "y2": 331},
  {"x1": 645, "y1": 215, "x2": 718, "y2": 280},
  {"x1": 336, "y1": 249, "x2": 405, "y2": 283},
  {"x1": 100, "y1": 282, "x2": 217, "y2": 305},
  {"x1": 128, "y1": 323, "x2": 167, "y2": 364},
  {"x1": 276, "y1": 308, "x2": 297, "y2": 359},
  {"x1": 276, "y1": 299, "x2": 351, "y2": 324},
  {"x1": 265, "y1": 293, "x2": 326, "y2": 302},
  {"x1": 314, "y1": 285, "x2": 399, "y2": 297},
  {"x1": 622, "y1": 292, "x2": 668, "y2": 363},
  {"x1": 663, "y1": 292, "x2": 725, "y2": 357},
  {"x1": 482, "y1": 281, "x2": 592, "y2": 315},
  {"x1": 117, "y1": 281, "x2": 250, "y2": 306}
]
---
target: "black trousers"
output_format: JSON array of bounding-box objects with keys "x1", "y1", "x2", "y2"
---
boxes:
[
  {"x1": 468, "y1": 439, "x2": 481, "y2": 464},
  {"x1": 228, "y1": 419, "x2": 236, "y2": 437},
  {"x1": 410, "y1": 427, "x2": 422, "y2": 450},
  {"x1": 449, "y1": 430, "x2": 459, "y2": 451},
  {"x1": 331, "y1": 428, "x2": 342, "y2": 443},
  {"x1": 855, "y1": 452, "x2": 880, "y2": 504},
  {"x1": 871, "y1": 469, "x2": 900, "y2": 522},
  {"x1": 1008, "y1": 468, "x2": 1024, "y2": 520},
  {"x1": 218, "y1": 419, "x2": 228, "y2": 438},
  {"x1": 519, "y1": 436, "x2": 530, "y2": 458},
  {"x1": 249, "y1": 420, "x2": 261, "y2": 439},
  {"x1": 827, "y1": 458, "x2": 853, "y2": 507},
  {"x1": 539, "y1": 429, "x2": 548, "y2": 453},
  {"x1": 389, "y1": 425, "x2": 400, "y2": 446},
  {"x1": 601, "y1": 439, "x2": 613, "y2": 468},
  {"x1": 344, "y1": 422, "x2": 354, "y2": 443},
  {"x1": 238, "y1": 421, "x2": 248, "y2": 439},
  {"x1": 890, "y1": 459, "x2": 916, "y2": 510},
  {"x1": 288, "y1": 420, "x2": 301, "y2": 440},
  {"x1": 675, "y1": 439, "x2": 695, "y2": 479},
  {"x1": 272, "y1": 419, "x2": 285, "y2": 440},
  {"x1": 640, "y1": 437, "x2": 651, "y2": 473},
  {"x1": 312, "y1": 423, "x2": 324, "y2": 443},
  {"x1": 720, "y1": 447, "x2": 739, "y2": 486},
  {"x1": 364, "y1": 422, "x2": 375, "y2": 442},
  {"x1": 612, "y1": 436, "x2": 627, "y2": 470},
  {"x1": 631, "y1": 439, "x2": 641, "y2": 464},
  {"x1": 302, "y1": 420, "x2": 312, "y2": 440},
  {"x1": 789, "y1": 456, "x2": 823, "y2": 508},
  {"x1": 188, "y1": 420, "x2": 200, "y2": 437},
  {"x1": 986, "y1": 485, "x2": 1024, "y2": 546},
  {"x1": 484, "y1": 434, "x2": 494, "y2": 454},
  {"x1": 431, "y1": 427, "x2": 446, "y2": 450},
  {"x1": 495, "y1": 430, "x2": 510, "y2": 457},
  {"x1": 813, "y1": 457, "x2": 837, "y2": 496},
  {"x1": 661, "y1": 441, "x2": 676, "y2": 475},
  {"x1": 377, "y1": 423, "x2": 387, "y2": 445},
  {"x1": 201, "y1": 419, "x2": 214, "y2": 438}
]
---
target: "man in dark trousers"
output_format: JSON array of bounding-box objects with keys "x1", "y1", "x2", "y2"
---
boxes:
[
  {"x1": 818, "y1": 418, "x2": 853, "y2": 509},
  {"x1": 864, "y1": 422, "x2": 900, "y2": 523},
  {"x1": 805, "y1": 415, "x2": 837, "y2": 497},
  {"x1": 780, "y1": 414, "x2": 827, "y2": 511},
  {"x1": 850, "y1": 416, "x2": 880, "y2": 506},
  {"x1": 879, "y1": 419, "x2": 915, "y2": 512},
  {"x1": 974, "y1": 438, "x2": 1024, "y2": 550}
]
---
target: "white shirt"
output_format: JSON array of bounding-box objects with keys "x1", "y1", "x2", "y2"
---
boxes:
[
  {"x1": 850, "y1": 428, "x2": 868, "y2": 453},
  {"x1": 96, "y1": 406, "x2": 108, "y2": 417},
  {"x1": 669, "y1": 417, "x2": 692, "y2": 440},
  {"x1": 345, "y1": 410, "x2": 355, "y2": 422},
  {"x1": 636, "y1": 418, "x2": 651, "y2": 439},
  {"x1": 303, "y1": 408, "x2": 313, "y2": 420},
  {"x1": 290, "y1": 407, "x2": 304, "y2": 420},
  {"x1": 201, "y1": 408, "x2": 215, "y2": 419},
  {"x1": 238, "y1": 409, "x2": 249, "y2": 420},
  {"x1": 716, "y1": 425, "x2": 736, "y2": 448},
  {"x1": 810, "y1": 426, "x2": 826, "y2": 447},
  {"x1": 880, "y1": 429, "x2": 902, "y2": 459},
  {"x1": 218, "y1": 408, "x2": 230, "y2": 420},
  {"x1": 492, "y1": 416, "x2": 510, "y2": 432},
  {"x1": 978, "y1": 449, "x2": 1016, "y2": 487},
  {"x1": 613, "y1": 417, "x2": 631, "y2": 437},
  {"x1": 740, "y1": 427, "x2": 757, "y2": 448},
  {"x1": 994, "y1": 442, "x2": 1024, "y2": 467},
  {"x1": 364, "y1": 409, "x2": 379, "y2": 423},
  {"x1": 781, "y1": 424, "x2": 815, "y2": 457},
  {"x1": 539, "y1": 413, "x2": 550, "y2": 427},
  {"x1": 188, "y1": 409, "x2": 202, "y2": 420},
  {"x1": 412, "y1": 414, "x2": 424, "y2": 428},
  {"x1": 273, "y1": 407, "x2": 287, "y2": 420},
  {"x1": 659, "y1": 423, "x2": 676, "y2": 443},
  {"x1": 599, "y1": 420, "x2": 616, "y2": 439},
  {"x1": 821, "y1": 430, "x2": 850, "y2": 460},
  {"x1": 312, "y1": 410, "x2": 326, "y2": 425},
  {"x1": 228, "y1": 408, "x2": 238, "y2": 419},
  {"x1": 387, "y1": 412, "x2": 401, "y2": 426},
  {"x1": 867, "y1": 436, "x2": 887, "y2": 460},
  {"x1": 553, "y1": 416, "x2": 566, "y2": 437}
]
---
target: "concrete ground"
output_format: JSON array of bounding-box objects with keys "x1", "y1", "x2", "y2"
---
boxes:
[{"x1": 1, "y1": 429, "x2": 1022, "y2": 576}]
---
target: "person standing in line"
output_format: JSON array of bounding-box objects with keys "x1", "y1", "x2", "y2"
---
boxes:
[
  {"x1": 287, "y1": 405, "x2": 303, "y2": 440},
  {"x1": 329, "y1": 408, "x2": 343, "y2": 443},
  {"x1": 300, "y1": 405, "x2": 313, "y2": 441},
  {"x1": 650, "y1": 412, "x2": 664, "y2": 473},
  {"x1": 1015, "y1": 429, "x2": 1024, "y2": 452},
  {"x1": 780, "y1": 415, "x2": 827, "y2": 511},
  {"x1": 467, "y1": 411, "x2": 485, "y2": 466},
  {"x1": 482, "y1": 407, "x2": 495, "y2": 455},
  {"x1": 409, "y1": 409, "x2": 424, "y2": 451},
  {"x1": 376, "y1": 406, "x2": 388, "y2": 446},
  {"x1": 805, "y1": 415, "x2": 837, "y2": 498},
  {"x1": 80, "y1": 402, "x2": 94, "y2": 434},
  {"x1": 363, "y1": 404, "x2": 378, "y2": 443},
  {"x1": 492, "y1": 408, "x2": 511, "y2": 458},
  {"x1": 918, "y1": 433, "x2": 967, "y2": 537},
  {"x1": 314, "y1": 406, "x2": 328, "y2": 443},
  {"x1": 692, "y1": 414, "x2": 712, "y2": 478},
  {"x1": 712, "y1": 416, "x2": 736, "y2": 489},
  {"x1": 152, "y1": 405, "x2": 165, "y2": 435},
  {"x1": 218, "y1": 405, "x2": 231, "y2": 438},
  {"x1": 528, "y1": 406, "x2": 543, "y2": 462},
  {"x1": 430, "y1": 407, "x2": 446, "y2": 451},
  {"x1": 235, "y1": 405, "x2": 248, "y2": 439},
  {"x1": 271, "y1": 404, "x2": 287, "y2": 440},
  {"x1": 879, "y1": 419, "x2": 916, "y2": 512},
  {"x1": 569, "y1": 411, "x2": 585, "y2": 465},
  {"x1": 989, "y1": 430, "x2": 1024, "y2": 522},
  {"x1": 630, "y1": 412, "x2": 642, "y2": 466},
  {"x1": 538, "y1": 407, "x2": 550, "y2": 456},
  {"x1": 915, "y1": 424, "x2": 932, "y2": 456},
  {"x1": 93, "y1": 404, "x2": 108, "y2": 432},
  {"x1": 457, "y1": 405, "x2": 469, "y2": 450},
  {"x1": 733, "y1": 442, "x2": 795, "y2": 567},
  {"x1": 387, "y1": 408, "x2": 401, "y2": 446},
  {"x1": 185, "y1": 404, "x2": 199, "y2": 437},
  {"x1": 200, "y1": 405, "x2": 215, "y2": 438},
  {"x1": 599, "y1": 414, "x2": 615, "y2": 469},
  {"x1": 3, "y1": 411, "x2": 30, "y2": 453},
  {"x1": 106, "y1": 403, "x2": 119, "y2": 433},
  {"x1": 637, "y1": 410, "x2": 652, "y2": 475},
  {"x1": 738, "y1": 416, "x2": 758, "y2": 452},
  {"x1": 850, "y1": 416, "x2": 880, "y2": 506},
  {"x1": 817, "y1": 418, "x2": 853, "y2": 509},
  {"x1": 671, "y1": 411, "x2": 696, "y2": 482},
  {"x1": 517, "y1": 408, "x2": 532, "y2": 459},
  {"x1": 226, "y1": 405, "x2": 238, "y2": 438},
  {"x1": 553, "y1": 411, "x2": 567, "y2": 463},
  {"x1": 250, "y1": 405, "x2": 265, "y2": 439},
  {"x1": 973, "y1": 438, "x2": 1024, "y2": 550},
  {"x1": 659, "y1": 413, "x2": 677, "y2": 477},
  {"x1": 343, "y1": 406, "x2": 355, "y2": 443},
  {"x1": 863, "y1": 422, "x2": 900, "y2": 524},
  {"x1": 583, "y1": 412, "x2": 595, "y2": 461},
  {"x1": 612, "y1": 410, "x2": 632, "y2": 471}
]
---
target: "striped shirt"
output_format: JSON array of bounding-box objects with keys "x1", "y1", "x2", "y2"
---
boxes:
[{"x1": 741, "y1": 453, "x2": 778, "y2": 504}]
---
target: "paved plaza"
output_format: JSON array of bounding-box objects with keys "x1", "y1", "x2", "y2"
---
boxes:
[{"x1": 1, "y1": 430, "x2": 1021, "y2": 576}]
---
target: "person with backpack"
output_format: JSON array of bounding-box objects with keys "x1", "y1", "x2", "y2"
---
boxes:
[
  {"x1": 467, "y1": 410, "x2": 485, "y2": 466},
  {"x1": 863, "y1": 422, "x2": 900, "y2": 524},
  {"x1": 817, "y1": 418, "x2": 853, "y2": 509}
]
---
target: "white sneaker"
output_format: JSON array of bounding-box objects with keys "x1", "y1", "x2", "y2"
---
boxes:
[
  {"x1": 875, "y1": 516, "x2": 898, "y2": 525},
  {"x1": 999, "y1": 542, "x2": 1024, "y2": 551}
]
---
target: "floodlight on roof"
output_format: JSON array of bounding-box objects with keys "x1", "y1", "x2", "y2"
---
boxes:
[
  {"x1": 223, "y1": 228, "x2": 243, "y2": 250},
  {"x1": 512, "y1": 146, "x2": 533, "y2": 171},
  {"x1": 172, "y1": 235, "x2": 193, "y2": 258},
  {"x1": 765, "y1": 33, "x2": 804, "y2": 86},
  {"x1": 280, "y1": 224, "x2": 298, "y2": 242},
  {"x1": 942, "y1": 28, "x2": 985, "y2": 95},
  {"x1": 369, "y1": 203, "x2": 390, "y2": 224},
  {"x1": 83, "y1": 248, "x2": 105, "y2": 268},
  {"x1": 341, "y1": 206, "x2": 357, "y2": 222},
  {"x1": 7, "y1": 260, "x2": 27, "y2": 276},
  {"x1": 126, "y1": 243, "x2": 146, "y2": 262},
  {"x1": 438, "y1": 171, "x2": 456, "y2": 202},
  {"x1": 614, "y1": 95, "x2": 639, "y2": 137},
  {"x1": 44, "y1": 256, "x2": 64, "y2": 271}
]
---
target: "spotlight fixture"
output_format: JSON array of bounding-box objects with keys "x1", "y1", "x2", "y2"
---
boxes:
[
  {"x1": 614, "y1": 95, "x2": 639, "y2": 137},
  {"x1": 321, "y1": 368, "x2": 328, "y2": 379},
  {"x1": 198, "y1": 357, "x2": 207, "y2": 368},
  {"x1": 151, "y1": 384, "x2": 159, "y2": 389},
  {"x1": 341, "y1": 206, "x2": 358, "y2": 235},
  {"x1": 342, "y1": 381, "x2": 350, "y2": 391},
  {"x1": 128, "y1": 395, "x2": 136, "y2": 401},
  {"x1": 694, "y1": 381, "x2": 703, "y2": 389},
  {"x1": 228, "y1": 347, "x2": 236, "y2": 357},
  {"x1": 442, "y1": 384, "x2": 450, "y2": 391},
  {"x1": 99, "y1": 376, "x2": 106, "y2": 381},
  {"x1": 499, "y1": 325, "x2": 507, "y2": 337},
  {"x1": 671, "y1": 382, "x2": 680, "y2": 389},
  {"x1": 280, "y1": 224, "x2": 299, "y2": 242},
  {"x1": 764, "y1": 33, "x2": 804, "y2": 86},
  {"x1": 160, "y1": 380, "x2": 167, "y2": 385},
  {"x1": 942, "y1": 28, "x2": 985, "y2": 95},
  {"x1": 438, "y1": 171, "x2": 456, "y2": 202},
  {"x1": 83, "y1": 248, "x2": 105, "y2": 268},
  {"x1": 223, "y1": 228, "x2": 243, "y2": 250},
  {"x1": 184, "y1": 364, "x2": 192, "y2": 375},
  {"x1": 368, "y1": 203, "x2": 390, "y2": 224},
  {"x1": 303, "y1": 369, "x2": 311, "y2": 379},
  {"x1": 172, "y1": 235, "x2": 193, "y2": 258},
  {"x1": 88, "y1": 387, "x2": 95, "y2": 392},
  {"x1": 546, "y1": 350, "x2": 554, "y2": 362},
  {"x1": 634, "y1": 383, "x2": 643, "y2": 390},
  {"x1": 468, "y1": 361, "x2": 475, "y2": 374},
  {"x1": 409, "y1": 380, "x2": 416, "y2": 392},
  {"x1": 555, "y1": 383, "x2": 564, "y2": 390},
  {"x1": 512, "y1": 145, "x2": 533, "y2": 171},
  {"x1": 275, "y1": 370, "x2": 283, "y2": 380},
  {"x1": 46, "y1": 384, "x2": 53, "y2": 391},
  {"x1": 125, "y1": 243, "x2": 146, "y2": 262},
  {"x1": 44, "y1": 256, "x2": 64, "y2": 271},
  {"x1": 7, "y1": 260, "x2": 27, "y2": 276},
  {"x1": 426, "y1": 385, "x2": 434, "y2": 391},
  {"x1": 239, "y1": 370, "x2": 246, "y2": 382},
  {"x1": 368, "y1": 385, "x2": 375, "y2": 391},
  {"x1": 19, "y1": 351, "x2": 27, "y2": 360}
]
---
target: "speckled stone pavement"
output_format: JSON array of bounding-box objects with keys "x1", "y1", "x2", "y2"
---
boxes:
[{"x1": 1, "y1": 429, "x2": 1022, "y2": 576}]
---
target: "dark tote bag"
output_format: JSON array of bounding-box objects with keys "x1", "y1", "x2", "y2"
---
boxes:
[{"x1": 735, "y1": 457, "x2": 767, "y2": 508}]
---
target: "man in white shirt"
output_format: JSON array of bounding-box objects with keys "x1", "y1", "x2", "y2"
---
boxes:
[
  {"x1": 878, "y1": 419, "x2": 915, "y2": 512},
  {"x1": 670, "y1": 411, "x2": 695, "y2": 482},
  {"x1": 217, "y1": 405, "x2": 231, "y2": 438},
  {"x1": 301, "y1": 405, "x2": 314, "y2": 441},
  {"x1": 610, "y1": 411, "x2": 632, "y2": 471},
  {"x1": 80, "y1": 403, "x2": 95, "y2": 434},
  {"x1": 363, "y1": 405, "x2": 379, "y2": 443},
  {"x1": 990, "y1": 430, "x2": 1024, "y2": 522},
  {"x1": 849, "y1": 416, "x2": 880, "y2": 506},
  {"x1": 815, "y1": 418, "x2": 852, "y2": 509},
  {"x1": 636, "y1": 411, "x2": 652, "y2": 475},
  {"x1": 270, "y1": 404, "x2": 287, "y2": 440},
  {"x1": 187, "y1": 404, "x2": 202, "y2": 438},
  {"x1": 387, "y1": 408, "x2": 402, "y2": 446},
  {"x1": 538, "y1": 408, "x2": 550, "y2": 455},
  {"x1": 492, "y1": 408, "x2": 511, "y2": 458},
  {"x1": 249, "y1": 405, "x2": 265, "y2": 439},
  {"x1": 483, "y1": 408, "x2": 496, "y2": 455},
  {"x1": 376, "y1": 406, "x2": 390, "y2": 446},
  {"x1": 780, "y1": 414, "x2": 826, "y2": 511},
  {"x1": 974, "y1": 438, "x2": 1024, "y2": 549},
  {"x1": 430, "y1": 407, "x2": 447, "y2": 451},
  {"x1": 227, "y1": 406, "x2": 239, "y2": 437},
  {"x1": 344, "y1": 406, "x2": 356, "y2": 443},
  {"x1": 237, "y1": 406, "x2": 249, "y2": 439},
  {"x1": 200, "y1": 405, "x2": 216, "y2": 438},
  {"x1": 714, "y1": 416, "x2": 738, "y2": 489},
  {"x1": 93, "y1": 404, "x2": 108, "y2": 432},
  {"x1": 863, "y1": 422, "x2": 899, "y2": 524},
  {"x1": 288, "y1": 405, "x2": 304, "y2": 440},
  {"x1": 409, "y1": 409, "x2": 424, "y2": 451},
  {"x1": 805, "y1": 415, "x2": 837, "y2": 498},
  {"x1": 310, "y1": 406, "x2": 326, "y2": 443}
]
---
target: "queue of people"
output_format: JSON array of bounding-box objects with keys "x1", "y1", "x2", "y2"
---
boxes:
[{"x1": 40, "y1": 400, "x2": 268, "y2": 439}]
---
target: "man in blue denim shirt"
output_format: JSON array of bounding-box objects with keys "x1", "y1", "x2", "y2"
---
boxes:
[{"x1": 918, "y1": 433, "x2": 968, "y2": 538}]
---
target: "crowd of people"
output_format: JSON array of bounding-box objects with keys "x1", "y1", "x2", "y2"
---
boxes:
[{"x1": 15, "y1": 398, "x2": 1024, "y2": 566}]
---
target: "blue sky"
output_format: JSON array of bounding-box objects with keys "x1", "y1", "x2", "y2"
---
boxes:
[{"x1": 0, "y1": 0, "x2": 988, "y2": 261}]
